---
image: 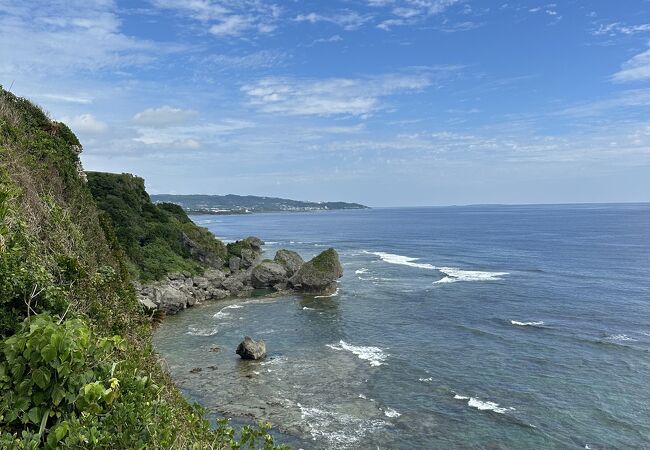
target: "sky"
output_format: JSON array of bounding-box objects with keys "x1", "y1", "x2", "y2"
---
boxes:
[{"x1": 1, "y1": 0, "x2": 650, "y2": 206}]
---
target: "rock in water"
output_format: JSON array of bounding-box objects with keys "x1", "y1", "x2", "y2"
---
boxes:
[
  {"x1": 251, "y1": 261, "x2": 288, "y2": 288},
  {"x1": 236, "y1": 336, "x2": 266, "y2": 360},
  {"x1": 289, "y1": 248, "x2": 343, "y2": 294},
  {"x1": 274, "y1": 249, "x2": 304, "y2": 277}
]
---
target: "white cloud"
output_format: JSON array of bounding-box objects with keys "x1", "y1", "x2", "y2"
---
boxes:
[
  {"x1": 294, "y1": 11, "x2": 371, "y2": 30},
  {"x1": 133, "y1": 120, "x2": 255, "y2": 148},
  {"x1": 594, "y1": 22, "x2": 650, "y2": 36},
  {"x1": 613, "y1": 43, "x2": 650, "y2": 82},
  {"x1": 62, "y1": 114, "x2": 109, "y2": 134},
  {"x1": 369, "y1": 0, "x2": 461, "y2": 29},
  {"x1": 241, "y1": 72, "x2": 437, "y2": 117},
  {"x1": 151, "y1": 0, "x2": 281, "y2": 38},
  {"x1": 0, "y1": 1, "x2": 156, "y2": 77},
  {"x1": 39, "y1": 93, "x2": 93, "y2": 104},
  {"x1": 308, "y1": 34, "x2": 344, "y2": 46},
  {"x1": 204, "y1": 50, "x2": 287, "y2": 70},
  {"x1": 132, "y1": 106, "x2": 198, "y2": 127}
]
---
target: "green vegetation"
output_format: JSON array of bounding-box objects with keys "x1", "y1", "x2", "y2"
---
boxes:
[
  {"x1": 0, "y1": 86, "x2": 287, "y2": 448},
  {"x1": 226, "y1": 239, "x2": 253, "y2": 258},
  {"x1": 87, "y1": 172, "x2": 227, "y2": 282},
  {"x1": 311, "y1": 248, "x2": 339, "y2": 273},
  {"x1": 150, "y1": 193, "x2": 369, "y2": 214}
]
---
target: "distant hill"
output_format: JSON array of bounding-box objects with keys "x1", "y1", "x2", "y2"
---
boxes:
[{"x1": 150, "y1": 194, "x2": 369, "y2": 214}]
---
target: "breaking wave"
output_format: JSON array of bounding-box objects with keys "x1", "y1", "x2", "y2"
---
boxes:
[
  {"x1": 511, "y1": 320, "x2": 545, "y2": 327},
  {"x1": 434, "y1": 267, "x2": 509, "y2": 283},
  {"x1": 454, "y1": 394, "x2": 513, "y2": 414},
  {"x1": 326, "y1": 340, "x2": 388, "y2": 367}
]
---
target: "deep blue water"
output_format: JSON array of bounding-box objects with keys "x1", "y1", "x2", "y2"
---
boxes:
[{"x1": 154, "y1": 204, "x2": 650, "y2": 449}]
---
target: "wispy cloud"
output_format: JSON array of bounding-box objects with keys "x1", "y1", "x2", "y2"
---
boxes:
[
  {"x1": 370, "y1": 0, "x2": 461, "y2": 30},
  {"x1": 151, "y1": 0, "x2": 281, "y2": 37},
  {"x1": 39, "y1": 93, "x2": 94, "y2": 104},
  {"x1": 241, "y1": 71, "x2": 446, "y2": 117},
  {"x1": 202, "y1": 50, "x2": 288, "y2": 70},
  {"x1": 132, "y1": 106, "x2": 198, "y2": 127},
  {"x1": 294, "y1": 11, "x2": 371, "y2": 31},
  {"x1": 61, "y1": 113, "x2": 109, "y2": 134},
  {"x1": 613, "y1": 43, "x2": 650, "y2": 82},
  {"x1": 132, "y1": 120, "x2": 255, "y2": 149},
  {"x1": 0, "y1": 1, "x2": 155, "y2": 76},
  {"x1": 594, "y1": 22, "x2": 650, "y2": 36}
]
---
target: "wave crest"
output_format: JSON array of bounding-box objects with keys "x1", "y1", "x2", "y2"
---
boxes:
[{"x1": 326, "y1": 340, "x2": 388, "y2": 367}]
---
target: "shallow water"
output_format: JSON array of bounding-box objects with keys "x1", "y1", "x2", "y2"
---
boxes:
[{"x1": 154, "y1": 204, "x2": 650, "y2": 449}]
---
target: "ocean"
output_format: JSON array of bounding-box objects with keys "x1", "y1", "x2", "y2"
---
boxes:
[{"x1": 153, "y1": 204, "x2": 650, "y2": 449}]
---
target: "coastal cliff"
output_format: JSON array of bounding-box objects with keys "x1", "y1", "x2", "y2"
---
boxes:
[{"x1": 0, "y1": 86, "x2": 288, "y2": 448}]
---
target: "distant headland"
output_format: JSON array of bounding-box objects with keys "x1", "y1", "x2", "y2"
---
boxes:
[{"x1": 151, "y1": 194, "x2": 369, "y2": 215}]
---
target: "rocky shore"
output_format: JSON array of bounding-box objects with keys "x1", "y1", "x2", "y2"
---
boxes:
[{"x1": 136, "y1": 236, "x2": 343, "y2": 314}]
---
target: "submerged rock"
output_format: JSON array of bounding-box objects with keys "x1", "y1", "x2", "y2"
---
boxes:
[
  {"x1": 236, "y1": 336, "x2": 266, "y2": 360},
  {"x1": 289, "y1": 248, "x2": 343, "y2": 294},
  {"x1": 274, "y1": 249, "x2": 304, "y2": 277},
  {"x1": 251, "y1": 260, "x2": 288, "y2": 288}
]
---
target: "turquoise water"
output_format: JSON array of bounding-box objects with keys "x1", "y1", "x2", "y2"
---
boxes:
[{"x1": 153, "y1": 204, "x2": 650, "y2": 449}]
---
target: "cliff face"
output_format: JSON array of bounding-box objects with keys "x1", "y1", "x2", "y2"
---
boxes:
[
  {"x1": 87, "y1": 171, "x2": 227, "y2": 282},
  {"x1": 0, "y1": 86, "x2": 284, "y2": 448}
]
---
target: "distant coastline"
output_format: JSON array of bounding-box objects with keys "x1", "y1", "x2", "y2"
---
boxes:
[{"x1": 151, "y1": 193, "x2": 369, "y2": 215}]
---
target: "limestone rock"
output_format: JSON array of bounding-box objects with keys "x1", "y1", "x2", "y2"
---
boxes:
[
  {"x1": 274, "y1": 249, "x2": 304, "y2": 277},
  {"x1": 289, "y1": 248, "x2": 343, "y2": 294},
  {"x1": 236, "y1": 336, "x2": 266, "y2": 360},
  {"x1": 251, "y1": 261, "x2": 288, "y2": 288}
]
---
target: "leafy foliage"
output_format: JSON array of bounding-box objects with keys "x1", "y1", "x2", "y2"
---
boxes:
[
  {"x1": 0, "y1": 86, "x2": 288, "y2": 448},
  {"x1": 227, "y1": 239, "x2": 253, "y2": 258},
  {"x1": 87, "y1": 172, "x2": 227, "y2": 282},
  {"x1": 0, "y1": 316, "x2": 288, "y2": 449}
]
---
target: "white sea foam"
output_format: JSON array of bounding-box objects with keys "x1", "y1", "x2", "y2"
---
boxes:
[
  {"x1": 434, "y1": 267, "x2": 509, "y2": 283},
  {"x1": 419, "y1": 377, "x2": 433, "y2": 382},
  {"x1": 384, "y1": 408, "x2": 401, "y2": 418},
  {"x1": 303, "y1": 306, "x2": 316, "y2": 310},
  {"x1": 186, "y1": 325, "x2": 219, "y2": 336},
  {"x1": 511, "y1": 320, "x2": 545, "y2": 327},
  {"x1": 454, "y1": 394, "x2": 512, "y2": 414},
  {"x1": 297, "y1": 403, "x2": 386, "y2": 447},
  {"x1": 366, "y1": 251, "x2": 508, "y2": 283},
  {"x1": 367, "y1": 251, "x2": 435, "y2": 270},
  {"x1": 326, "y1": 340, "x2": 388, "y2": 367},
  {"x1": 358, "y1": 394, "x2": 367, "y2": 399},
  {"x1": 314, "y1": 288, "x2": 339, "y2": 298},
  {"x1": 213, "y1": 304, "x2": 243, "y2": 319},
  {"x1": 605, "y1": 334, "x2": 636, "y2": 342},
  {"x1": 355, "y1": 268, "x2": 369, "y2": 274}
]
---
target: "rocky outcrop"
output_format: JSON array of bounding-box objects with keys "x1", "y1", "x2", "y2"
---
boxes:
[
  {"x1": 274, "y1": 249, "x2": 304, "y2": 277},
  {"x1": 181, "y1": 232, "x2": 224, "y2": 268},
  {"x1": 289, "y1": 248, "x2": 343, "y2": 294},
  {"x1": 251, "y1": 260, "x2": 287, "y2": 288},
  {"x1": 226, "y1": 236, "x2": 264, "y2": 269},
  {"x1": 236, "y1": 336, "x2": 266, "y2": 360},
  {"x1": 136, "y1": 239, "x2": 344, "y2": 313}
]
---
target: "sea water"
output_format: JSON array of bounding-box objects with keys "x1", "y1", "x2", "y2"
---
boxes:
[{"x1": 153, "y1": 204, "x2": 650, "y2": 449}]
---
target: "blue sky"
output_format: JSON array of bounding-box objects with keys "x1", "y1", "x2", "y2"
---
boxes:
[{"x1": 1, "y1": 0, "x2": 650, "y2": 206}]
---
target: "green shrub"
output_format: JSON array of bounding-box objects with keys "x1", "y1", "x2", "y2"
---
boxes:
[
  {"x1": 0, "y1": 85, "x2": 287, "y2": 448},
  {"x1": 227, "y1": 239, "x2": 252, "y2": 258},
  {"x1": 86, "y1": 172, "x2": 227, "y2": 282}
]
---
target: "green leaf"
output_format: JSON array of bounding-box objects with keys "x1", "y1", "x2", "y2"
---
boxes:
[
  {"x1": 51, "y1": 384, "x2": 65, "y2": 406},
  {"x1": 32, "y1": 367, "x2": 50, "y2": 389},
  {"x1": 27, "y1": 407, "x2": 41, "y2": 425},
  {"x1": 41, "y1": 344, "x2": 57, "y2": 363},
  {"x1": 38, "y1": 408, "x2": 50, "y2": 440}
]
